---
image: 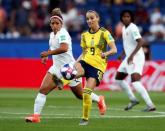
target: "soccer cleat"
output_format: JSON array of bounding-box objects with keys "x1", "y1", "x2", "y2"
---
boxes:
[
  {"x1": 97, "y1": 95, "x2": 107, "y2": 115},
  {"x1": 79, "y1": 119, "x2": 88, "y2": 126},
  {"x1": 142, "y1": 106, "x2": 156, "y2": 112},
  {"x1": 25, "y1": 114, "x2": 41, "y2": 123},
  {"x1": 124, "y1": 100, "x2": 140, "y2": 111}
]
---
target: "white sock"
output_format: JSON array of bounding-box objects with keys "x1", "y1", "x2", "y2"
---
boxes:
[
  {"x1": 116, "y1": 80, "x2": 137, "y2": 101},
  {"x1": 34, "y1": 93, "x2": 46, "y2": 114},
  {"x1": 91, "y1": 92, "x2": 99, "y2": 102},
  {"x1": 132, "y1": 81, "x2": 154, "y2": 107}
]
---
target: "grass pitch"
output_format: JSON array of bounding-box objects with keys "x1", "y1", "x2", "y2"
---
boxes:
[{"x1": 0, "y1": 88, "x2": 165, "y2": 131}]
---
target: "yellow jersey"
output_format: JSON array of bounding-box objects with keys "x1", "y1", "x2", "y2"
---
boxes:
[{"x1": 80, "y1": 27, "x2": 115, "y2": 72}]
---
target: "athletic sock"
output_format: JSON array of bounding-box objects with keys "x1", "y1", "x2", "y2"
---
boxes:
[
  {"x1": 116, "y1": 80, "x2": 137, "y2": 101},
  {"x1": 132, "y1": 81, "x2": 154, "y2": 107},
  {"x1": 34, "y1": 93, "x2": 46, "y2": 114},
  {"x1": 91, "y1": 92, "x2": 99, "y2": 102},
  {"x1": 82, "y1": 87, "x2": 92, "y2": 120}
]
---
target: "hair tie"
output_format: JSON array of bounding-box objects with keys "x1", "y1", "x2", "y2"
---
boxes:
[{"x1": 50, "y1": 15, "x2": 63, "y2": 23}]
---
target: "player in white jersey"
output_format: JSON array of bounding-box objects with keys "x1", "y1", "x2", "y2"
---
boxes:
[
  {"x1": 115, "y1": 10, "x2": 156, "y2": 112},
  {"x1": 25, "y1": 8, "x2": 106, "y2": 123}
]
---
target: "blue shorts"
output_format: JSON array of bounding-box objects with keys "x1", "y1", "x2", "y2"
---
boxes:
[{"x1": 79, "y1": 60, "x2": 103, "y2": 86}]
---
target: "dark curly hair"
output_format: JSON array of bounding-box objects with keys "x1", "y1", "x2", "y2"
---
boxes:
[{"x1": 120, "y1": 10, "x2": 134, "y2": 22}]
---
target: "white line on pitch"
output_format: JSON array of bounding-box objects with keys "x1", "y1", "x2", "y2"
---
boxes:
[
  {"x1": 48, "y1": 105, "x2": 165, "y2": 114},
  {"x1": 0, "y1": 115, "x2": 165, "y2": 119},
  {"x1": 0, "y1": 112, "x2": 165, "y2": 119}
]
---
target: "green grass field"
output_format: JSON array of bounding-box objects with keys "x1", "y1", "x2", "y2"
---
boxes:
[{"x1": 0, "y1": 88, "x2": 165, "y2": 131}]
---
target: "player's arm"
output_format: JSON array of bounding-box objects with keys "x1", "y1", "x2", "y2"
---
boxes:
[
  {"x1": 40, "y1": 43, "x2": 68, "y2": 58},
  {"x1": 101, "y1": 41, "x2": 117, "y2": 58},
  {"x1": 101, "y1": 31, "x2": 117, "y2": 58},
  {"x1": 127, "y1": 38, "x2": 145, "y2": 64}
]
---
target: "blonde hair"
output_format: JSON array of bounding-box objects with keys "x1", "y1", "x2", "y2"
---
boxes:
[
  {"x1": 51, "y1": 8, "x2": 62, "y2": 16},
  {"x1": 86, "y1": 10, "x2": 100, "y2": 19}
]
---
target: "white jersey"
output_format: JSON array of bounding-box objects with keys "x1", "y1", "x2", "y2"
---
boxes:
[
  {"x1": 122, "y1": 23, "x2": 144, "y2": 57},
  {"x1": 118, "y1": 23, "x2": 145, "y2": 75},
  {"x1": 48, "y1": 28, "x2": 75, "y2": 79},
  {"x1": 48, "y1": 28, "x2": 82, "y2": 87},
  {"x1": 49, "y1": 28, "x2": 75, "y2": 67}
]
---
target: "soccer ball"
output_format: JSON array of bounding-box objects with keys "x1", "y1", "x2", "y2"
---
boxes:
[{"x1": 60, "y1": 63, "x2": 77, "y2": 80}]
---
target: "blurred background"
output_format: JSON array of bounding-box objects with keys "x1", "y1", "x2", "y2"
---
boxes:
[
  {"x1": 0, "y1": 0, "x2": 164, "y2": 90},
  {"x1": 0, "y1": 0, "x2": 165, "y2": 41}
]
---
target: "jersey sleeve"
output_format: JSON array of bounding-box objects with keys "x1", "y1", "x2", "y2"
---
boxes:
[
  {"x1": 131, "y1": 25, "x2": 142, "y2": 40},
  {"x1": 103, "y1": 30, "x2": 115, "y2": 45},
  {"x1": 58, "y1": 30, "x2": 70, "y2": 44},
  {"x1": 80, "y1": 33, "x2": 86, "y2": 48}
]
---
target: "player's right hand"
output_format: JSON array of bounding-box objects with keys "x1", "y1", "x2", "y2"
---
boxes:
[{"x1": 41, "y1": 57, "x2": 48, "y2": 65}]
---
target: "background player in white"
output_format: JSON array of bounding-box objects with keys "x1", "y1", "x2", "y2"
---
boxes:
[
  {"x1": 25, "y1": 8, "x2": 106, "y2": 123},
  {"x1": 115, "y1": 10, "x2": 156, "y2": 112}
]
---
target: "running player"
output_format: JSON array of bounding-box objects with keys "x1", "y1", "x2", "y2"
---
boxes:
[{"x1": 25, "y1": 8, "x2": 106, "y2": 123}]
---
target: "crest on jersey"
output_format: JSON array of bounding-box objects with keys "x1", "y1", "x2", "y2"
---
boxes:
[
  {"x1": 108, "y1": 34, "x2": 114, "y2": 41},
  {"x1": 60, "y1": 35, "x2": 66, "y2": 41}
]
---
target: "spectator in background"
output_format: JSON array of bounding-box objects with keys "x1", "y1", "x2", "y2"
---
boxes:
[
  {"x1": 149, "y1": 8, "x2": 165, "y2": 41},
  {"x1": 150, "y1": 7, "x2": 162, "y2": 24},
  {"x1": 6, "y1": 25, "x2": 20, "y2": 39},
  {"x1": 64, "y1": 1, "x2": 83, "y2": 38},
  {"x1": 13, "y1": 0, "x2": 32, "y2": 36},
  {"x1": 115, "y1": 21, "x2": 123, "y2": 39},
  {"x1": 0, "y1": 0, "x2": 164, "y2": 40},
  {"x1": 0, "y1": 4, "x2": 6, "y2": 38},
  {"x1": 149, "y1": 18, "x2": 165, "y2": 41}
]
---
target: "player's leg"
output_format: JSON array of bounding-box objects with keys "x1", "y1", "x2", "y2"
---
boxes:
[
  {"x1": 131, "y1": 73, "x2": 156, "y2": 111},
  {"x1": 115, "y1": 71, "x2": 139, "y2": 110},
  {"x1": 69, "y1": 81, "x2": 83, "y2": 99},
  {"x1": 25, "y1": 72, "x2": 58, "y2": 122},
  {"x1": 79, "y1": 77, "x2": 96, "y2": 125},
  {"x1": 74, "y1": 61, "x2": 106, "y2": 125},
  {"x1": 69, "y1": 79, "x2": 105, "y2": 114},
  {"x1": 69, "y1": 77, "x2": 100, "y2": 101}
]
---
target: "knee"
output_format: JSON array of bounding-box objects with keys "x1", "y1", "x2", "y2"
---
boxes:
[
  {"x1": 75, "y1": 94, "x2": 83, "y2": 100},
  {"x1": 115, "y1": 72, "x2": 128, "y2": 80},
  {"x1": 131, "y1": 73, "x2": 141, "y2": 82},
  {"x1": 39, "y1": 87, "x2": 49, "y2": 95}
]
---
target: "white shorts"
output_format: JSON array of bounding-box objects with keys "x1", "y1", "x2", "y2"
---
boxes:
[
  {"x1": 48, "y1": 65, "x2": 82, "y2": 87},
  {"x1": 117, "y1": 54, "x2": 145, "y2": 75}
]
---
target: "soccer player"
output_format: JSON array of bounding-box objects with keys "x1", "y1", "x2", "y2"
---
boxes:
[
  {"x1": 115, "y1": 10, "x2": 156, "y2": 112},
  {"x1": 25, "y1": 8, "x2": 106, "y2": 123},
  {"x1": 73, "y1": 10, "x2": 117, "y2": 125}
]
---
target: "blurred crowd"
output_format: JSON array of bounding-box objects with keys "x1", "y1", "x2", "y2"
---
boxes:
[{"x1": 0, "y1": 0, "x2": 165, "y2": 42}]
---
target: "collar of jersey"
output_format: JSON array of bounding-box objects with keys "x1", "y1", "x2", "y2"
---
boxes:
[{"x1": 88, "y1": 27, "x2": 101, "y2": 34}]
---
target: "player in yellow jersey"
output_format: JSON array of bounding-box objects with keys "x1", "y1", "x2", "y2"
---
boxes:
[{"x1": 74, "y1": 10, "x2": 117, "y2": 125}]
